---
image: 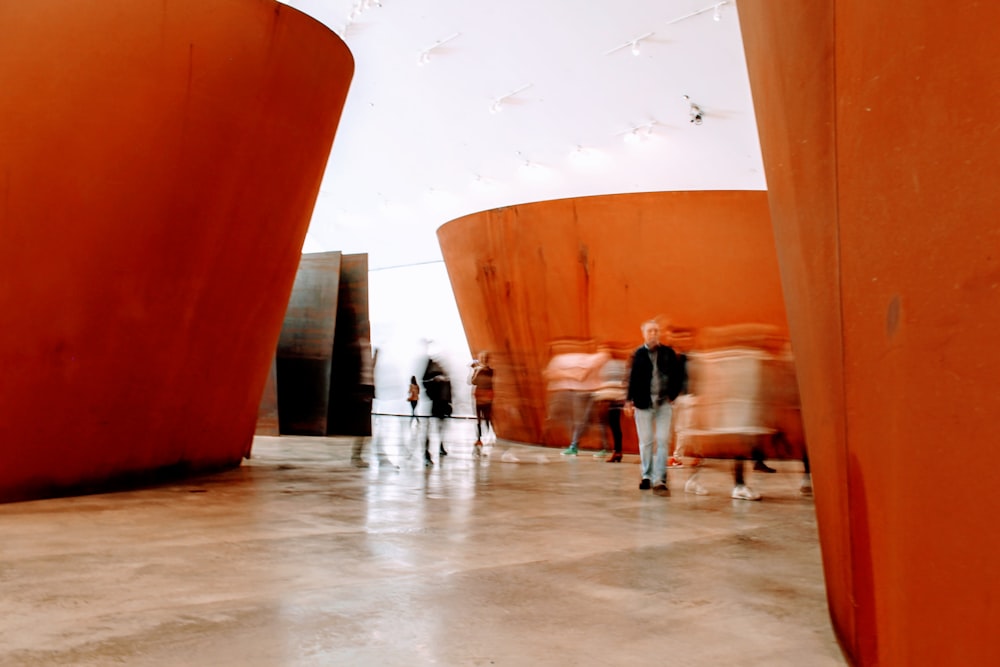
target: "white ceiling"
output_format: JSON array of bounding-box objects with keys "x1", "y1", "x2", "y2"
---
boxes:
[{"x1": 280, "y1": 0, "x2": 766, "y2": 270}]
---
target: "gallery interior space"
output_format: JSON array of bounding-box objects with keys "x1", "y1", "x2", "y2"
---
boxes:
[{"x1": 1, "y1": 1, "x2": 997, "y2": 665}]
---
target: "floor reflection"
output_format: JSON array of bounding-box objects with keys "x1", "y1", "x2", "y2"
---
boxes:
[{"x1": 0, "y1": 428, "x2": 845, "y2": 666}]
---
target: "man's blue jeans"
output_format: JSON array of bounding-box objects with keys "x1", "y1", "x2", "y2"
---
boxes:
[{"x1": 634, "y1": 400, "x2": 673, "y2": 483}]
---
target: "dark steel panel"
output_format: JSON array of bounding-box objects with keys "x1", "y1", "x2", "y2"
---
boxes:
[{"x1": 276, "y1": 252, "x2": 342, "y2": 435}]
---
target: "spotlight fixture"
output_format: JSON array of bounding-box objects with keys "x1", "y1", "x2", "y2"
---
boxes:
[
  {"x1": 569, "y1": 144, "x2": 606, "y2": 168},
  {"x1": 515, "y1": 151, "x2": 547, "y2": 175},
  {"x1": 347, "y1": 0, "x2": 382, "y2": 24},
  {"x1": 471, "y1": 173, "x2": 496, "y2": 190},
  {"x1": 683, "y1": 95, "x2": 704, "y2": 124},
  {"x1": 489, "y1": 83, "x2": 533, "y2": 114},
  {"x1": 665, "y1": 1, "x2": 729, "y2": 26},
  {"x1": 605, "y1": 32, "x2": 654, "y2": 56},
  {"x1": 519, "y1": 161, "x2": 548, "y2": 179},
  {"x1": 620, "y1": 120, "x2": 657, "y2": 143},
  {"x1": 416, "y1": 32, "x2": 460, "y2": 67}
]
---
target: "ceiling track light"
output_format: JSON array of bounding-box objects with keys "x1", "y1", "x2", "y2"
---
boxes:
[
  {"x1": 569, "y1": 144, "x2": 605, "y2": 168},
  {"x1": 489, "y1": 83, "x2": 533, "y2": 114},
  {"x1": 604, "y1": 31, "x2": 654, "y2": 56},
  {"x1": 416, "y1": 32, "x2": 460, "y2": 66},
  {"x1": 620, "y1": 120, "x2": 657, "y2": 143},
  {"x1": 517, "y1": 157, "x2": 549, "y2": 180},
  {"x1": 515, "y1": 150, "x2": 544, "y2": 169},
  {"x1": 347, "y1": 0, "x2": 382, "y2": 24},
  {"x1": 683, "y1": 95, "x2": 704, "y2": 124},
  {"x1": 665, "y1": 1, "x2": 729, "y2": 26}
]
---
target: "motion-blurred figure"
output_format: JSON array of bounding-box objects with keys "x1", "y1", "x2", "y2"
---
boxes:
[
  {"x1": 407, "y1": 375, "x2": 420, "y2": 423},
  {"x1": 679, "y1": 344, "x2": 778, "y2": 500},
  {"x1": 670, "y1": 327, "x2": 811, "y2": 500},
  {"x1": 665, "y1": 327, "x2": 694, "y2": 469},
  {"x1": 543, "y1": 345, "x2": 608, "y2": 456},
  {"x1": 351, "y1": 344, "x2": 377, "y2": 468},
  {"x1": 469, "y1": 351, "x2": 495, "y2": 457},
  {"x1": 592, "y1": 344, "x2": 629, "y2": 462},
  {"x1": 421, "y1": 356, "x2": 452, "y2": 466}
]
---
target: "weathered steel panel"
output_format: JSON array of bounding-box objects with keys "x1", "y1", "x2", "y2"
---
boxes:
[
  {"x1": 276, "y1": 252, "x2": 343, "y2": 436},
  {"x1": 741, "y1": 1, "x2": 1000, "y2": 663},
  {"x1": 0, "y1": 0, "x2": 353, "y2": 501}
]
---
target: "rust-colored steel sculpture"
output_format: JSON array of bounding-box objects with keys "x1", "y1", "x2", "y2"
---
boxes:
[
  {"x1": 256, "y1": 358, "x2": 280, "y2": 437},
  {"x1": 740, "y1": 2, "x2": 1000, "y2": 664},
  {"x1": 0, "y1": 0, "x2": 353, "y2": 502},
  {"x1": 438, "y1": 191, "x2": 792, "y2": 453}
]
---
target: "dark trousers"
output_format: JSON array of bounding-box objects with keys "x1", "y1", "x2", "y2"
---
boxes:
[
  {"x1": 476, "y1": 402, "x2": 493, "y2": 440},
  {"x1": 607, "y1": 403, "x2": 623, "y2": 453},
  {"x1": 592, "y1": 400, "x2": 624, "y2": 452}
]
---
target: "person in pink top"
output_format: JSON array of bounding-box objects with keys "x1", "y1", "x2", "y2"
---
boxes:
[{"x1": 543, "y1": 346, "x2": 609, "y2": 456}]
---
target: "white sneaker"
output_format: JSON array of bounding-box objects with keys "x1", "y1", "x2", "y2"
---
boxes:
[
  {"x1": 731, "y1": 484, "x2": 762, "y2": 501},
  {"x1": 800, "y1": 474, "x2": 813, "y2": 495},
  {"x1": 501, "y1": 450, "x2": 520, "y2": 463},
  {"x1": 684, "y1": 478, "x2": 708, "y2": 496}
]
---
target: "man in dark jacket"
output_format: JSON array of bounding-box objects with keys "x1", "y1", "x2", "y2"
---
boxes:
[{"x1": 625, "y1": 320, "x2": 684, "y2": 495}]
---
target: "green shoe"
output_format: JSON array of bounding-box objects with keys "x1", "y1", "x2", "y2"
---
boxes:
[
  {"x1": 592, "y1": 449, "x2": 609, "y2": 459},
  {"x1": 561, "y1": 445, "x2": 578, "y2": 456}
]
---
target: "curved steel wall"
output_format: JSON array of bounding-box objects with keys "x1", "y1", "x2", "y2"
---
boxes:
[
  {"x1": 0, "y1": 0, "x2": 353, "y2": 501},
  {"x1": 740, "y1": 2, "x2": 1000, "y2": 664},
  {"x1": 438, "y1": 191, "x2": 789, "y2": 450}
]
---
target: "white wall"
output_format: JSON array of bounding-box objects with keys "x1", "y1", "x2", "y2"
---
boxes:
[{"x1": 368, "y1": 262, "x2": 475, "y2": 417}]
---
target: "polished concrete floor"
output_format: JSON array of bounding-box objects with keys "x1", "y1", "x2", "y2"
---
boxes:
[{"x1": 0, "y1": 417, "x2": 846, "y2": 666}]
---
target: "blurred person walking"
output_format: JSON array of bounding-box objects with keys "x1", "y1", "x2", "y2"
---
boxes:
[
  {"x1": 421, "y1": 356, "x2": 453, "y2": 466},
  {"x1": 666, "y1": 328, "x2": 695, "y2": 469},
  {"x1": 350, "y1": 344, "x2": 377, "y2": 468},
  {"x1": 543, "y1": 346, "x2": 609, "y2": 456},
  {"x1": 592, "y1": 345, "x2": 629, "y2": 462},
  {"x1": 469, "y1": 351, "x2": 495, "y2": 458},
  {"x1": 407, "y1": 375, "x2": 420, "y2": 423}
]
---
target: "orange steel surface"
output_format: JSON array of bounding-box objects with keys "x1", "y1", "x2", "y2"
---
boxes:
[
  {"x1": 741, "y1": 2, "x2": 1000, "y2": 664},
  {"x1": 0, "y1": 0, "x2": 353, "y2": 501},
  {"x1": 438, "y1": 191, "x2": 791, "y2": 452},
  {"x1": 256, "y1": 359, "x2": 280, "y2": 436}
]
